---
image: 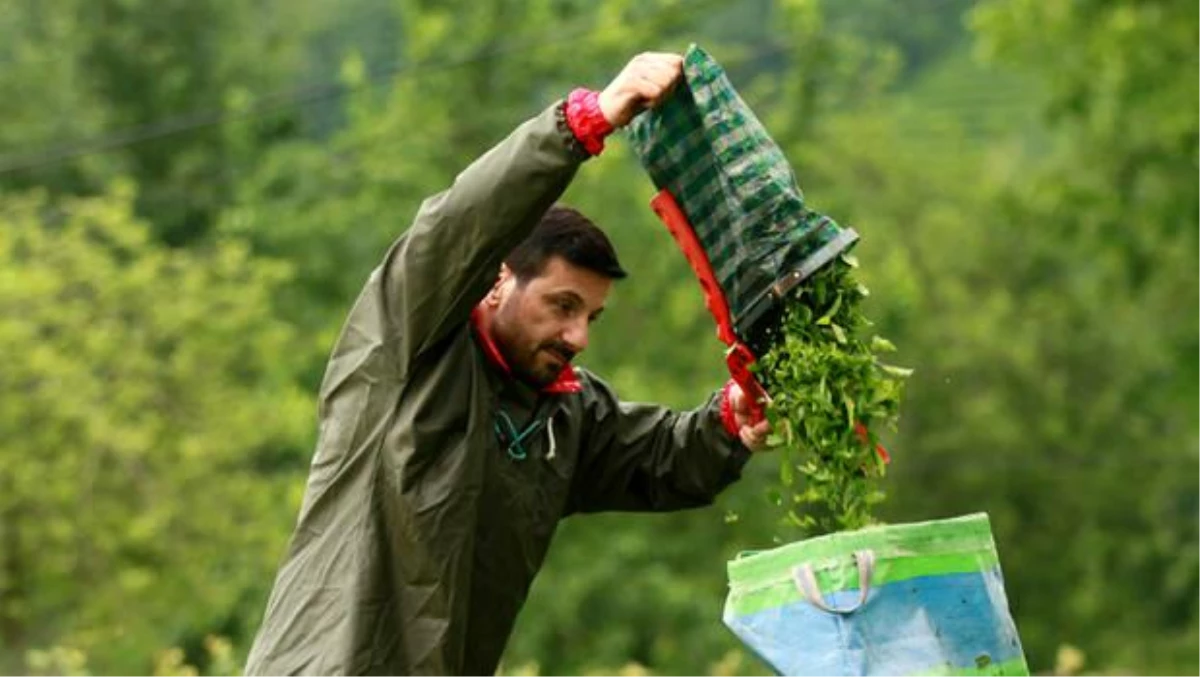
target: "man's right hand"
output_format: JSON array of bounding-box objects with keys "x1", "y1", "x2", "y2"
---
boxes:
[{"x1": 597, "y1": 52, "x2": 684, "y2": 129}]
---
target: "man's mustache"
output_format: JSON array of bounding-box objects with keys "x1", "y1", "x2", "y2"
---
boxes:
[{"x1": 538, "y1": 340, "x2": 577, "y2": 363}]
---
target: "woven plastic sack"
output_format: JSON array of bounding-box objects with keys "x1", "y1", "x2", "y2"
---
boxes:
[
  {"x1": 724, "y1": 513, "x2": 1029, "y2": 676},
  {"x1": 628, "y1": 44, "x2": 858, "y2": 353}
]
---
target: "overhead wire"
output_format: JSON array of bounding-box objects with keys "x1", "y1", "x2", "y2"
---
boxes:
[
  {"x1": 0, "y1": 0, "x2": 1002, "y2": 177},
  {"x1": 0, "y1": 0, "x2": 740, "y2": 177}
]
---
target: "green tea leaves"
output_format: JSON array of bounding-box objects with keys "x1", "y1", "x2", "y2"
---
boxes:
[{"x1": 759, "y1": 259, "x2": 911, "y2": 536}]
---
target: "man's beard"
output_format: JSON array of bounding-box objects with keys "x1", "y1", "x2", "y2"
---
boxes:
[
  {"x1": 491, "y1": 314, "x2": 576, "y2": 388},
  {"x1": 508, "y1": 338, "x2": 576, "y2": 388}
]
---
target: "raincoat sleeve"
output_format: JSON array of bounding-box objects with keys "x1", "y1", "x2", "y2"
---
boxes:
[
  {"x1": 332, "y1": 101, "x2": 589, "y2": 380},
  {"x1": 569, "y1": 373, "x2": 752, "y2": 514}
]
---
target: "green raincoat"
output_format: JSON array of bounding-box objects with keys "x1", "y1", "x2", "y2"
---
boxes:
[{"x1": 244, "y1": 100, "x2": 751, "y2": 676}]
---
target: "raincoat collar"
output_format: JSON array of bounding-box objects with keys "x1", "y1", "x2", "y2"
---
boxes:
[{"x1": 470, "y1": 306, "x2": 582, "y2": 394}]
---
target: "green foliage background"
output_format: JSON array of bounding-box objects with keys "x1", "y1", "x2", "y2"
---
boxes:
[{"x1": 0, "y1": 1, "x2": 1195, "y2": 675}]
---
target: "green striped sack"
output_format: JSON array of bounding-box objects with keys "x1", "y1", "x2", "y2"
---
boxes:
[
  {"x1": 725, "y1": 513, "x2": 1029, "y2": 676},
  {"x1": 628, "y1": 44, "x2": 858, "y2": 353}
]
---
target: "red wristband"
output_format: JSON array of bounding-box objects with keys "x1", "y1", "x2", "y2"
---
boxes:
[
  {"x1": 565, "y1": 88, "x2": 614, "y2": 156},
  {"x1": 719, "y1": 379, "x2": 741, "y2": 439}
]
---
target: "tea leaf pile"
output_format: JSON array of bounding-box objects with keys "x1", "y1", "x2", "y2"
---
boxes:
[{"x1": 756, "y1": 255, "x2": 911, "y2": 536}]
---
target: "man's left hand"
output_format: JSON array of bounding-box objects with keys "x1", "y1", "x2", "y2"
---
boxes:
[{"x1": 728, "y1": 382, "x2": 771, "y2": 452}]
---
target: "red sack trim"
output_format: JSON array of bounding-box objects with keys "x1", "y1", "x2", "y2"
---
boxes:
[{"x1": 719, "y1": 379, "x2": 741, "y2": 438}]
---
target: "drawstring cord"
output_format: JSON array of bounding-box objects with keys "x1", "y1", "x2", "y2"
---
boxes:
[
  {"x1": 493, "y1": 410, "x2": 545, "y2": 461},
  {"x1": 492, "y1": 409, "x2": 559, "y2": 462}
]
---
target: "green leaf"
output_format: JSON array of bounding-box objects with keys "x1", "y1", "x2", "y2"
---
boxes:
[
  {"x1": 831, "y1": 323, "x2": 847, "y2": 344},
  {"x1": 871, "y1": 336, "x2": 897, "y2": 353},
  {"x1": 816, "y1": 293, "x2": 842, "y2": 325},
  {"x1": 880, "y1": 363, "x2": 914, "y2": 378},
  {"x1": 780, "y1": 457, "x2": 795, "y2": 487}
]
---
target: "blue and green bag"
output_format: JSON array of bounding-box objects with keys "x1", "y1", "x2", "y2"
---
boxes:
[{"x1": 724, "y1": 513, "x2": 1029, "y2": 676}]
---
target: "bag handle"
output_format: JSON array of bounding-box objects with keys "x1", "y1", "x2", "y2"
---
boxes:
[{"x1": 792, "y1": 549, "x2": 876, "y2": 615}]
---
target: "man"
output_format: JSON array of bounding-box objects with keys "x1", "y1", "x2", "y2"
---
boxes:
[{"x1": 245, "y1": 52, "x2": 770, "y2": 676}]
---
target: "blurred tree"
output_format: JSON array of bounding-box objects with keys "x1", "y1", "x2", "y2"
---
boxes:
[
  {"x1": 0, "y1": 0, "x2": 317, "y2": 244},
  {"x1": 974, "y1": 0, "x2": 1198, "y2": 294},
  {"x1": 824, "y1": 0, "x2": 970, "y2": 83},
  {"x1": 964, "y1": 1, "x2": 1198, "y2": 671},
  {"x1": 768, "y1": 0, "x2": 1199, "y2": 672},
  {"x1": 0, "y1": 184, "x2": 311, "y2": 674},
  {"x1": 1, "y1": 0, "x2": 1195, "y2": 674}
]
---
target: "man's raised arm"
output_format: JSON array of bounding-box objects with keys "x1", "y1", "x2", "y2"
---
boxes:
[
  {"x1": 361, "y1": 102, "x2": 589, "y2": 376},
  {"x1": 327, "y1": 52, "x2": 686, "y2": 381}
]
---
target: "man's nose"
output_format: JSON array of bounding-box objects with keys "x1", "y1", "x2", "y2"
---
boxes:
[{"x1": 562, "y1": 317, "x2": 589, "y2": 353}]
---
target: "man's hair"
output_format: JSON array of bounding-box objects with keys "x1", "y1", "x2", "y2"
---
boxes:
[{"x1": 505, "y1": 205, "x2": 628, "y2": 282}]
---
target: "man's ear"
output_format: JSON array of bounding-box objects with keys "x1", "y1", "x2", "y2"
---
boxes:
[{"x1": 486, "y1": 264, "x2": 514, "y2": 307}]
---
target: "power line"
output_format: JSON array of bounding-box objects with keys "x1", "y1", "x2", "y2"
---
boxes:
[
  {"x1": 0, "y1": 0, "x2": 733, "y2": 177},
  {"x1": 0, "y1": 41, "x2": 561, "y2": 176},
  {"x1": 0, "y1": 0, "x2": 996, "y2": 177}
]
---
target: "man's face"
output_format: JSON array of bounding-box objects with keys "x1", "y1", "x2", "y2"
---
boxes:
[{"x1": 487, "y1": 256, "x2": 613, "y2": 388}]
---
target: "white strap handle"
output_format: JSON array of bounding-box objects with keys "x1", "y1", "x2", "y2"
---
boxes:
[{"x1": 792, "y1": 549, "x2": 876, "y2": 615}]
